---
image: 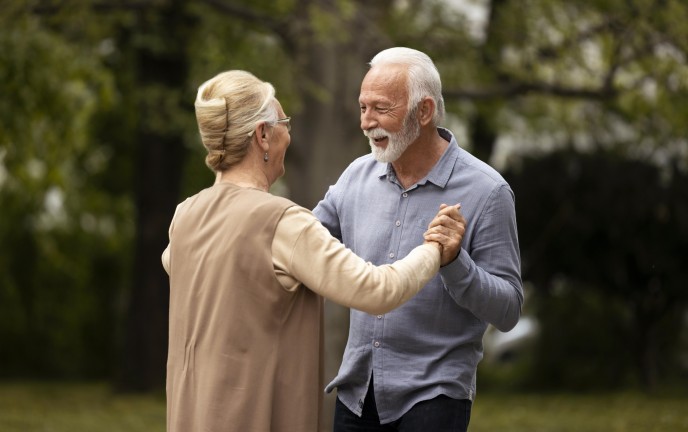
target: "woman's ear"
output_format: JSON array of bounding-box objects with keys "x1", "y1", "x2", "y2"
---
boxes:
[
  {"x1": 250, "y1": 123, "x2": 263, "y2": 141},
  {"x1": 257, "y1": 124, "x2": 270, "y2": 152},
  {"x1": 252, "y1": 123, "x2": 269, "y2": 145}
]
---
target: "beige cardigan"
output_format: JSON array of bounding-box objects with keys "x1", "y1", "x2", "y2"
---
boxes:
[{"x1": 163, "y1": 183, "x2": 439, "y2": 431}]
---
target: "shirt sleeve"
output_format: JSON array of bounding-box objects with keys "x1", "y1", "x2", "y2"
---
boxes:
[
  {"x1": 273, "y1": 206, "x2": 441, "y2": 315},
  {"x1": 312, "y1": 176, "x2": 344, "y2": 240},
  {"x1": 439, "y1": 183, "x2": 523, "y2": 331}
]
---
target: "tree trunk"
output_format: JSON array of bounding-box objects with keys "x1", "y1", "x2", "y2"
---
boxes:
[
  {"x1": 116, "y1": 1, "x2": 191, "y2": 391},
  {"x1": 468, "y1": 0, "x2": 510, "y2": 165},
  {"x1": 282, "y1": 5, "x2": 389, "y2": 428},
  {"x1": 634, "y1": 311, "x2": 659, "y2": 392},
  {"x1": 286, "y1": 37, "x2": 369, "y2": 432},
  {"x1": 633, "y1": 282, "x2": 668, "y2": 393}
]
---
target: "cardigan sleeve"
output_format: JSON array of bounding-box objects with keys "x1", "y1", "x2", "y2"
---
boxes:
[
  {"x1": 272, "y1": 206, "x2": 440, "y2": 315},
  {"x1": 161, "y1": 199, "x2": 189, "y2": 275}
]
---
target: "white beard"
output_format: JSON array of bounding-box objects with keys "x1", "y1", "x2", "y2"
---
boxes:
[{"x1": 365, "y1": 112, "x2": 420, "y2": 163}]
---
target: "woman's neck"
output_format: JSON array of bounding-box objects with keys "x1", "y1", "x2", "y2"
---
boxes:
[{"x1": 216, "y1": 168, "x2": 270, "y2": 192}]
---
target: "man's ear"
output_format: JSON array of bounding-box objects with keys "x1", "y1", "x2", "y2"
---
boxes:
[{"x1": 418, "y1": 97, "x2": 436, "y2": 126}]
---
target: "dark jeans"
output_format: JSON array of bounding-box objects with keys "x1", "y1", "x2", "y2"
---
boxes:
[{"x1": 333, "y1": 380, "x2": 472, "y2": 432}]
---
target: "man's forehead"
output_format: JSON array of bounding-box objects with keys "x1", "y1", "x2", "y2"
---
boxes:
[
  {"x1": 363, "y1": 64, "x2": 408, "y2": 85},
  {"x1": 360, "y1": 65, "x2": 408, "y2": 101}
]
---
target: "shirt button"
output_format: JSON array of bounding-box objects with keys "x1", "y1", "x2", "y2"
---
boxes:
[
  {"x1": 377, "y1": 315, "x2": 382, "y2": 319},
  {"x1": 373, "y1": 341, "x2": 380, "y2": 348},
  {"x1": 395, "y1": 220, "x2": 401, "y2": 227},
  {"x1": 389, "y1": 253, "x2": 395, "y2": 259},
  {"x1": 402, "y1": 193, "x2": 408, "y2": 198}
]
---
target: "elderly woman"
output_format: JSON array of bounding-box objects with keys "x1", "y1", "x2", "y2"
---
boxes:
[{"x1": 162, "y1": 70, "x2": 463, "y2": 432}]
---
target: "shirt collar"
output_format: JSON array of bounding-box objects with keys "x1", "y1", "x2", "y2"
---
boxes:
[
  {"x1": 374, "y1": 160, "x2": 390, "y2": 179},
  {"x1": 374, "y1": 127, "x2": 460, "y2": 189}
]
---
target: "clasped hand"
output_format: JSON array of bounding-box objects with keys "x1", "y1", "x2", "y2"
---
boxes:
[{"x1": 423, "y1": 203, "x2": 466, "y2": 266}]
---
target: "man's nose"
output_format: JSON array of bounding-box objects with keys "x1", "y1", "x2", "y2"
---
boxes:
[{"x1": 360, "y1": 110, "x2": 378, "y2": 131}]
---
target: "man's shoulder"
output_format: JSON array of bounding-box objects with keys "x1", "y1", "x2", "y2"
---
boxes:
[
  {"x1": 438, "y1": 127, "x2": 509, "y2": 190},
  {"x1": 340, "y1": 153, "x2": 384, "y2": 181},
  {"x1": 347, "y1": 153, "x2": 378, "y2": 170},
  {"x1": 455, "y1": 147, "x2": 510, "y2": 189}
]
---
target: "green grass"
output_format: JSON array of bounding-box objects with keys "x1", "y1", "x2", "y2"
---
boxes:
[
  {"x1": 470, "y1": 391, "x2": 688, "y2": 432},
  {"x1": 0, "y1": 382, "x2": 687, "y2": 431},
  {"x1": 0, "y1": 382, "x2": 165, "y2": 432}
]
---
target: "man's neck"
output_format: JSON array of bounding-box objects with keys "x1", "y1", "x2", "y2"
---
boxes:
[{"x1": 391, "y1": 127, "x2": 448, "y2": 189}]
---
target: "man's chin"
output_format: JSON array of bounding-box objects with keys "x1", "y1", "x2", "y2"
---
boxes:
[{"x1": 371, "y1": 147, "x2": 396, "y2": 163}]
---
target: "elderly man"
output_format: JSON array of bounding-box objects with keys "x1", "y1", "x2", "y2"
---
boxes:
[{"x1": 313, "y1": 47, "x2": 523, "y2": 431}]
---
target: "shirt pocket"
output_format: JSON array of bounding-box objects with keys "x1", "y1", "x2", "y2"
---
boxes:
[{"x1": 416, "y1": 216, "x2": 432, "y2": 231}]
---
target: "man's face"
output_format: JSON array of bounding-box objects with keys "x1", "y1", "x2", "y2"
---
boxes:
[{"x1": 359, "y1": 65, "x2": 420, "y2": 163}]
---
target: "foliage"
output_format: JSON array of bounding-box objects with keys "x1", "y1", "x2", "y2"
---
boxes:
[
  {"x1": 504, "y1": 149, "x2": 688, "y2": 391},
  {"x1": 438, "y1": 0, "x2": 688, "y2": 168},
  {"x1": 0, "y1": 14, "x2": 130, "y2": 378}
]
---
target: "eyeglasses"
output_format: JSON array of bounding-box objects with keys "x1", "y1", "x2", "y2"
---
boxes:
[
  {"x1": 247, "y1": 117, "x2": 291, "y2": 137},
  {"x1": 275, "y1": 117, "x2": 291, "y2": 132}
]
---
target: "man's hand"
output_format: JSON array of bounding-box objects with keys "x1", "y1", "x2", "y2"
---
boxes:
[{"x1": 423, "y1": 203, "x2": 466, "y2": 266}]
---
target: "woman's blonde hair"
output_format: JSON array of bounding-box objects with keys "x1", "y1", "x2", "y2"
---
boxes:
[{"x1": 194, "y1": 70, "x2": 278, "y2": 172}]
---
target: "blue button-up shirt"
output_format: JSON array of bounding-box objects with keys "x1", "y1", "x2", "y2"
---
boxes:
[{"x1": 313, "y1": 128, "x2": 523, "y2": 423}]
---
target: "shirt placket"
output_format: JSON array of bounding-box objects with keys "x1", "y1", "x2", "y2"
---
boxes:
[{"x1": 371, "y1": 186, "x2": 411, "y2": 409}]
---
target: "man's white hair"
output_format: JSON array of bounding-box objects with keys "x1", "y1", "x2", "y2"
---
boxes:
[{"x1": 369, "y1": 47, "x2": 445, "y2": 126}]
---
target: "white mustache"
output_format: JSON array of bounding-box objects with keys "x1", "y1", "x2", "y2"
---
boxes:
[{"x1": 364, "y1": 128, "x2": 390, "y2": 140}]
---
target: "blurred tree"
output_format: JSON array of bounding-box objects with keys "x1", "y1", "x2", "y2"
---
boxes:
[
  {"x1": 112, "y1": 0, "x2": 196, "y2": 391},
  {"x1": 505, "y1": 150, "x2": 688, "y2": 391},
  {"x1": 0, "y1": 9, "x2": 125, "y2": 377}
]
